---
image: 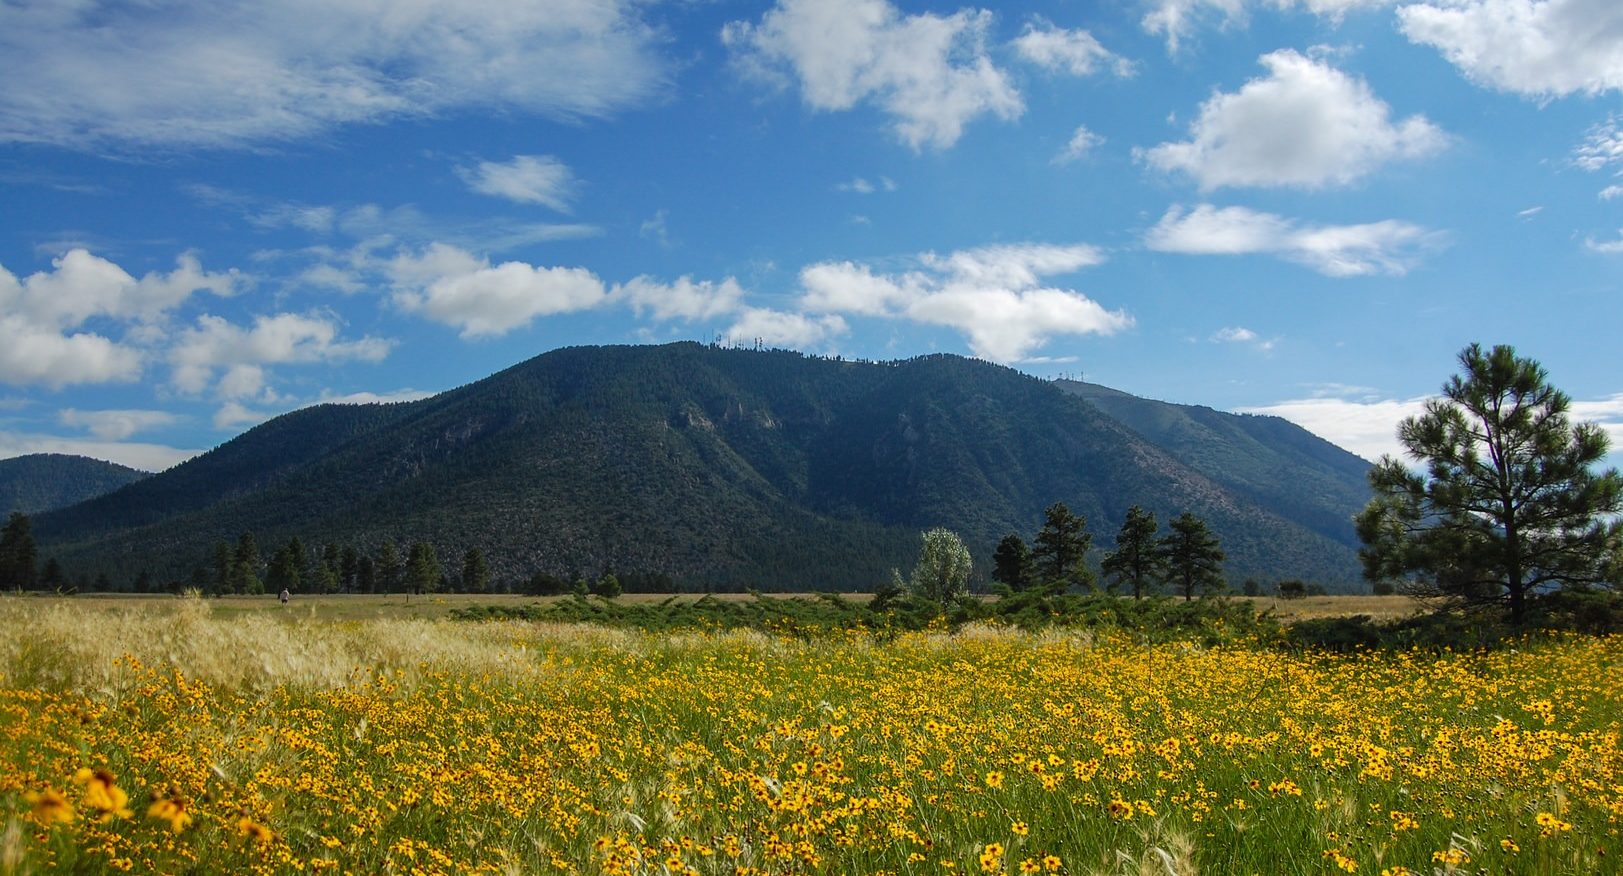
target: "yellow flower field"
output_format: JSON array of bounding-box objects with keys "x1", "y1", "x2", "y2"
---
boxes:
[{"x1": 0, "y1": 598, "x2": 1619, "y2": 874}]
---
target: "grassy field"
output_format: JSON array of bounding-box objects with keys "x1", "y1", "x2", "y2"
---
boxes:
[
  {"x1": 14, "y1": 591, "x2": 1415, "y2": 623},
  {"x1": 0, "y1": 595, "x2": 1615, "y2": 875}
]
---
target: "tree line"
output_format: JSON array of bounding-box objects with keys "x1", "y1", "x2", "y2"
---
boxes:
[{"x1": 893, "y1": 502, "x2": 1229, "y2": 606}]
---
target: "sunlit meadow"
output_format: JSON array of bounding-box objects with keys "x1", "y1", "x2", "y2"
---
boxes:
[{"x1": 1, "y1": 597, "x2": 1618, "y2": 875}]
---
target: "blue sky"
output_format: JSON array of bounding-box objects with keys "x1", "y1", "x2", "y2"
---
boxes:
[{"x1": 1, "y1": 0, "x2": 1620, "y2": 472}]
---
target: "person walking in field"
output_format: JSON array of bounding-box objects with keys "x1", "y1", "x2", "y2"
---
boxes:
[{"x1": 279, "y1": 588, "x2": 290, "y2": 605}]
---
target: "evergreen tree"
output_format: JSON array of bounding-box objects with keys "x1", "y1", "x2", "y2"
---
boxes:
[
  {"x1": 1356, "y1": 343, "x2": 1623, "y2": 623},
  {"x1": 1032, "y1": 503, "x2": 1094, "y2": 593},
  {"x1": 231, "y1": 532, "x2": 263, "y2": 595},
  {"x1": 133, "y1": 569, "x2": 153, "y2": 594},
  {"x1": 341, "y1": 546, "x2": 360, "y2": 593},
  {"x1": 376, "y1": 541, "x2": 403, "y2": 593},
  {"x1": 0, "y1": 512, "x2": 38, "y2": 590},
  {"x1": 461, "y1": 547, "x2": 490, "y2": 594},
  {"x1": 1159, "y1": 513, "x2": 1225, "y2": 601},
  {"x1": 594, "y1": 572, "x2": 622, "y2": 599},
  {"x1": 267, "y1": 542, "x2": 303, "y2": 594},
  {"x1": 907, "y1": 527, "x2": 972, "y2": 603},
  {"x1": 213, "y1": 541, "x2": 234, "y2": 594},
  {"x1": 41, "y1": 557, "x2": 66, "y2": 591},
  {"x1": 356, "y1": 555, "x2": 377, "y2": 594},
  {"x1": 991, "y1": 533, "x2": 1033, "y2": 591},
  {"x1": 321, "y1": 543, "x2": 342, "y2": 590},
  {"x1": 406, "y1": 542, "x2": 441, "y2": 595},
  {"x1": 1101, "y1": 506, "x2": 1162, "y2": 600}
]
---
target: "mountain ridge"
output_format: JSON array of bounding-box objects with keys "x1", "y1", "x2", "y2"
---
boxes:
[
  {"x1": 0, "y1": 454, "x2": 151, "y2": 517},
  {"x1": 34, "y1": 343, "x2": 1374, "y2": 590}
]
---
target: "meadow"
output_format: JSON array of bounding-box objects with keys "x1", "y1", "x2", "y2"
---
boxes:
[{"x1": 0, "y1": 595, "x2": 1618, "y2": 875}]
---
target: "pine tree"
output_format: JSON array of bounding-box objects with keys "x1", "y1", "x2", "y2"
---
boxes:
[
  {"x1": 461, "y1": 548, "x2": 490, "y2": 594},
  {"x1": 1032, "y1": 503, "x2": 1094, "y2": 593},
  {"x1": 991, "y1": 534, "x2": 1033, "y2": 591},
  {"x1": 1357, "y1": 343, "x2": 1623, "y2": 622},
  {"x1": 231, "y1": 532, "x2": 263, "y2": 595},
  {"x1": 406, "y1": 542, "x2": 441, "y2": 595},
  {"x1": 1102, "y1": 506, "x2": 1162, "y2": 600},
  {"x1": 376, "y1": 541, "x2": 403, "y2": 593},
  {"x1": 267, "y1": 542, "x2": 303, "y2": 594},
  {"x1": 1159, "y1": 513, "x2": 1225, "y2": 601},
  {"x1": 0, "y1": 512, "x2": 38, "y2": 590}
]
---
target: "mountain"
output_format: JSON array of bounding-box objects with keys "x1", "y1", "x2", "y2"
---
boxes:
[
  {"x1": 0, "y1": 454, "x2": 150, "y2": 517},
  {"x1": 35, "y1": 343, "x2": 1373, "y2": 590}
]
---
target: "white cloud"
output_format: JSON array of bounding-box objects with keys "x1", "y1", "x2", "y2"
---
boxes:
[
  {"x1": 722, "y1": 0, "x2": 1023, "y2": 149},
  {"x1": 314, "y1": 388, "x2": 437, "y2": 406},
  {"x1": 1236, "y1": 395, "x2": 1431, "y2": 461},
  {"x1": 1142, "y1": 0, "x2": 1392, "y2": 53},
  {"x1": 458, "y1": 155, "x2": 579, "y2": 211},
  {"x1": 1011, "y1": 19, "x2": 1133, "y2": 77},
  {"x1": 1600, "y1": 185, "x2": 1623, "y2": 200},
  {"x1": 1575, "y1": 116, "x2": 1623, "y2": 171},
  {"x1": 1518, "y1": 205, "x2": 1544, "y2": 218},
  {"x1": 0, "y1": 249, "x2": 240, "y2": 331},
  {"x1": 389, "y1": 243, "x2": 607, "y2": 337},
  {"x1": 837, "y1": 177, "x2": 877, "y2": 194},
  {"x1": 1212, "y1": 325, "x2": 1277, "y2": 351},
  {"x1": 797, "y1": 242, "x2": 1127, "y2": 361},
  {"x1": 614, "y1": 276, "x2": 747, "y2": 322},
  {"x1": 1398, "y1": 0, "x2": 1623, "y2": 97},
  {"x1": 0, "y1": 0, "x2": 665, "y2": 150},
  {"x1": 0, "y1": 317, "x2": 143, "y2": 388},
  {"x1": 1587, "y1": 231, "x2": 1623, "y2": 254},
  {"x1": 213, "y1": 401, "x2": 273, "y2": 431},
  {"x1": 58, "y1": 408, "x2": 180, "y2": 441},
  {"x1": 1241, "y1": 389, "x2": 1623, "y2": 462},
  {"x1": 725, "y1": 309, "x2": 849, "y2": 348},
  {"x1": 1145, "y1": 204, "x2": 1443, "y2": 276},
  {"x1": 1055, "y1": 125, "x2": 1105, "y2": 165},
  {"x1": 0, "y1": 433, "x2": 198, "y2": 472},
  {"x1": 169, "y1": 312, "x2": 391, "y2": 396},
  {"x1": 1139, "y1": 50, "x2": 1446, "y2": 190},
  {"x1": 0, "y1": 249, "x2": 239, "y2": 388}
]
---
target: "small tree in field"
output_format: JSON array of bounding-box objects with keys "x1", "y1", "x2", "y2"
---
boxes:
[
  {"x1": 1160, "y1": 513, "x2": 1225, "y2": 601},
  {"x1": 1032, "y1": 503, "x2": 1095, "y2": 593},
  {"x1": 991, "y1": 534, "x2": 1033, "y2": 591},
  {"x1": 406, "y1": 542, "x2": 442, "y2": 595},
  {"x1": 461, "y1": 548, "x2": 491, "y2": 594},
  {"x1": 1102, "y1": 506, "x2": 1162, "y2": 599},
  {"x1": 907, "y1": 528, "x2": 972, "y2": 603},
  {"x1": 1356, "y1": 344, "x2": 1623, "y2": 623}
]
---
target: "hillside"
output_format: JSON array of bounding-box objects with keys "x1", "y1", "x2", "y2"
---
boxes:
[
  {"x1": 35, "y1": 343, "x2": 1373, "y2": 590},
  {"x1": 0, "y1": 454, "x2": 149, "y2": 516}
]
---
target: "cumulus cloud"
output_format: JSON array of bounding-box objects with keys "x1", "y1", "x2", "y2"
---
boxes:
[
  {"x1": 1055, "y1": 125, "x2": 1104, "y2": 164},
  {"x1": 725, "y1": 309, "x2": 850, "y2": 347},
  {"x1": 0, "y1": 0, "x2": 665, "y2": 150},
  {"x1": 0, "y1": 433, "x2": 197, "y2": 472},
  {"x1": 722, "y1": 0, "x2": 1023, "y2": 149},
  {"x1": 1139, "y1": 50, "x2": 1446, "y2": 190},
  {"x1": 169, "y1": 312, "x2": 391, "y2": 397},
  {"x1": 314, "y1": 389, "x2": 438, "y2": 406},
  {"x1": 389, "y1": 243, "x2": 607, "y2": 337},
  {"x1": 1145, "y1": 203, "x2": 1444, "y2": 276},
  {"x1": 1241, "y1": 389, "x2": 1623, "y2": 462},
  {"x1": 58, "y1": 408, "x2": 180, "y2": 441},
  {"x1": 614, "y1": 276, "x2": 747, "y2": 322},
  {"x1": 1236, "y1": 395, "x2": 1431, "y2": 461},
  {"x1": 458, "y1": 155, "x2": 579, "y2": 211},
  {"x1": 1011, "y1": 19, "x2": 1133, "y2": 77},
  {"x1": 1398, "y1": 0, "x2": 1623, "y2": 97},
  {"x1": 0, "y1": 249, "x2": 240, "y2": 387},
  {"x1": 797, "y1": 242, "x2": 1127, "y2": 361}
]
